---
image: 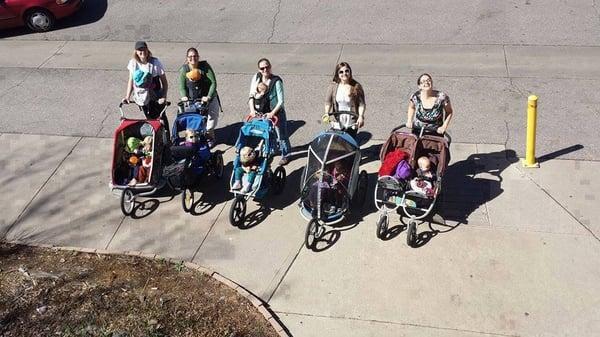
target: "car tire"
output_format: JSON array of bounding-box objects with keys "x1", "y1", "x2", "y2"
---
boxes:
[{"x1": 25, "y1": 8, "x2": 55, "y2": 32}]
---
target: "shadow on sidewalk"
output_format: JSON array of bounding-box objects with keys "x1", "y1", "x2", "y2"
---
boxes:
[{"x1": 377, "y1": 149, "x2": 520, "y2": 248}]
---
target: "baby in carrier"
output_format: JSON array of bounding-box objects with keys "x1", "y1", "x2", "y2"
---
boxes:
[{"x1": 252, "y1": 82, "x2": 269, "y2": 114}]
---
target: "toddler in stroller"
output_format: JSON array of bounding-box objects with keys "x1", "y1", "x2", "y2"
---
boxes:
[
  {"x1": 228, "y1": 117, "x2": 286, "y2": 227},
  {"x1": 299, "y1": 129, "x2": 368, "y2": 250},
  {"x1": 167, "y1": 103, "x2": 225, "y2": 213},
  {"x1": 374, "y1": 125, "x2": 450, "y2": 246},
  {"x1": 110, "y1": 101, "x2": 170, "y2": 217}
]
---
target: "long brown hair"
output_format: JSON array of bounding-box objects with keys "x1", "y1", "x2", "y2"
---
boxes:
[
  {"x1": 333, "y1": 62, "x2": 361, "y2": 98},
  {"x1": 132, "y1": 48, "x2": 153, "y2": 63}
]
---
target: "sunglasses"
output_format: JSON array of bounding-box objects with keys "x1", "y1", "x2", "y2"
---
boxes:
[
  {"x1": 338, "y1": 69, "x2": 350, "y2": 74},
  {"x1": 259, "y1": 65, "x2": 271, "y2": 71},
  {"x1": 187, "y1": 55, "x2": 199, "y2": 58}
]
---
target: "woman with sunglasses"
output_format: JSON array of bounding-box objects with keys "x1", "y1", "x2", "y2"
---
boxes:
[
  {"x1": 406, "y1": 73, "x2": 453, "y2": 136},
  {"x1": 324, "y1": 62, "x2": 366, "y2": 139},
  {"x1": 247, "y1": 58, "x2": 292, "y2": 166},
  {"x1": 178, "y1": 47, "x2": 221, "y2": 147},
  {"x1": 123, "y1": 41, "x2": 169, "y2": 127}
]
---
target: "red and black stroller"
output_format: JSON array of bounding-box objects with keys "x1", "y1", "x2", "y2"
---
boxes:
[
  {"x1": 109, "y1": 102, "x2": 171, "y2": 216},
  {"x1": 374, "y1": 125, "x2": 450, "y2": 246}
]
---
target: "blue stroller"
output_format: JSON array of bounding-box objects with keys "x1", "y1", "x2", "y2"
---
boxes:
[
  {"x1": 228, "y1": 116, "x2": 286, "y2": 227},
  {"x1": 299, "y1": 111, "x2": 368, "y2": 249},
  {"x1": 168, "y1": 100, "x2": 224, "y2": 212}
]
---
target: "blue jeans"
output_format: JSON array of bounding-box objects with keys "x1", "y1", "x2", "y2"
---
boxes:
[{"x1": 275, "y1": 109, "x2": 291, "y2": 157}]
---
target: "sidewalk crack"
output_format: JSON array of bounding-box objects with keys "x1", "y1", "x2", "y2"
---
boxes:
[
  {"x1": 266, "y1": 0, "x2": 282, "y2": 43},
  {"x1": 275, "y1": 311, "x2": 521, "y2": 337},
  {"x1": 335, "y1": 44, "x2": 344, "y2": 65},
  {"x1": 266, "y1": 241, "x2": 304, "y2": 303},
  {"x1": 2, "y1": 136, "x2": 83, "y2": 239},
  {"x1": 0, "y1": 41, "x2": 68, "y2": 99}
]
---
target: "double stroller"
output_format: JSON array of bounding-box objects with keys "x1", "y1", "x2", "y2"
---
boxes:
[
  {"x1": 228, "y1": 115, "x2": 286, "y2": 227},
  {"x1": 109, "y1": 102, "x2": 170, "y2": 216},
  {"x1": 109, "y1": 100, "x2": 223, "y2": 216},
  {"x1": 374, "y1": 125, "x2": 450, "y2": 246},
  {"x1": 299, "y1": 111, "x2": 368, "y2": 249},
  {"x1": 169, "y1": 100, "x2": 224, "y2": 212}
]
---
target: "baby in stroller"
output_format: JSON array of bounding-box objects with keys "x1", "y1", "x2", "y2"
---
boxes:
[
  {"x1": 125, "y1": 136, "x2": 153, "y2": 186},
  {"x1": 232, "y1": 144, "x2": 262, "y2": 193}
]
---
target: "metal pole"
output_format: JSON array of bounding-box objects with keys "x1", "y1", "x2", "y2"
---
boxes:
[{"x1": 522, "y1": 95, "x2": 539, "y2": 168}]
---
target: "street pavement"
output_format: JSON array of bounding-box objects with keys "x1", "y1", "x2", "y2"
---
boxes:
[{"x1": 2, "y1": 1, "x2": 600, "y2": 336}]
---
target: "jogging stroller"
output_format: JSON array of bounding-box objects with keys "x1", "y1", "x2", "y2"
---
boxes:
[
  {"x1": 228, "y1": 115, "x2": 286, "y2": 227},
  {"x1": 169, "y1": 100, "x2": 224, "y2": 212},
  {"x1": 374, "y1": 124, "x2": 451, "y2": 246},
  {"x1": 299, "y1": 111, "x2": 368, "y2": 249},
  {"x1": 109, "y1": 101, "x2": 171, "y2": 216}
]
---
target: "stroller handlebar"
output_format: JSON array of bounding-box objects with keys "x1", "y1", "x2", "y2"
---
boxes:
[
  {"x1": 177, "y1": 99, "x2": 209, "y2": 115},
  {"x1": 118, "y1": 100, "x2": 171, "y2": 119},
  {"x1": 244, "y1": 113, "x2": 279, "y2": 126},
  {"x1": 392, "y1": 123, "x2": 452, "y2": 144},
  {"x1": 325, "y1": 110, "x2": 360, "y2": 131}
]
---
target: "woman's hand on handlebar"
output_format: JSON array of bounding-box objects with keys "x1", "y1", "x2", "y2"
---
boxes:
[
  {"x1": 181, "y1": 96, "x2": 188, "y2": 102},
  {"x1": 121, "y1": 98, "x2": 130, "y2": 105},
  {"x1": 157, "y1": 97, "x2": 166, "y2": 105},
  {"x1": 436, "y1": 125, "x2": 447, "y2": 135},
  {"x1": 357, "y1": 115, "x2": 364, "y2": 128},
  {"x1": 406, "y1": 121, "x2": 413, "y2": 129},
  {"x1": 201, "y1": 96, "x2": 210, "y2": 103}
]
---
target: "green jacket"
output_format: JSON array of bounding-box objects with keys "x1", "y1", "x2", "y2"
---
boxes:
[{"x1": 178, "y1": 61, "x2": 217, "y2": 100}]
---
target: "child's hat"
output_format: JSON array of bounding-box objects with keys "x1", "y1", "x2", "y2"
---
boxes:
[{"x1": 186, "y1": 68, "x2": 202, "y2": 82}]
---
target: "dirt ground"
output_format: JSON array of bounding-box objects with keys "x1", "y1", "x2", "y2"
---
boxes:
[{"x1": 0, "y1": 243, "x2": 279, "y2": 337}]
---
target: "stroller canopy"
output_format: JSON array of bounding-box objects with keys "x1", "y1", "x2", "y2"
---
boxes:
[
  {"x1": 305, "y1": 131, "x2": 358, "y2": 181},
  {"x1": 172, "y1": 113, "x2": 207, "y2": 135}
]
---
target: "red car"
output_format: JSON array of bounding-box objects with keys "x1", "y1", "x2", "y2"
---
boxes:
[{"x1": 0, "y1": 0, "x2": 83, "y2": 32}]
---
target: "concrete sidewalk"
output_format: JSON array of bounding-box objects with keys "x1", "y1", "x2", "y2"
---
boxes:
[{"x1": 1, "y1": 132, "x2": 598, "y2": 337}]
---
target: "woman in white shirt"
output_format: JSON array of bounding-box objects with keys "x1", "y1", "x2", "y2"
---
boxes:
[
  {"x1": 324, "y1": 62, "x2": 366, "y2": 140},
  {"x1": 123, "y1": 41, "x2": 169, "y2": 128}
]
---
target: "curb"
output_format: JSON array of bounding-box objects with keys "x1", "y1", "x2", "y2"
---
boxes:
[{"x1": 3, "y1": 240, "x2": 293, "y2": 337}]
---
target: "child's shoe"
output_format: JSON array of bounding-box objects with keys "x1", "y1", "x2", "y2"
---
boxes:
[
  {"x1": 127, "y1": 178, "x2": 137, "y2": 186},
  {"x1": 232, "y1": 180, "x2": 242, "y2": 190}
]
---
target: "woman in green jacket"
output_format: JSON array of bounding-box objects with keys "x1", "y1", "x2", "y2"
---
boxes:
[{"x1": 178, "y1": 47, "x2": 221, "y2": 147}]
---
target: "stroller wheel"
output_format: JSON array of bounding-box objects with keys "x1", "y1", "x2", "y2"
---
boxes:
[
  {"x1": 120, "y1": 188, "x2": 135, "y2": 216},
  {"x1": 304, "y1": 219, "x2": 322, "y2": 249},
  {"x1": 272, "y1": 166, "x2": 286, "y2": 195},
  {"x1": 376, "y1": 213, "x2": 388, "y2": 239},
  {"x1": 213, "y1": 151, "x2": 224, "y2": 179},
  {"x1": 407, "y1": 220, "x2": 417, "y2": 247},
  {"x1": 229, "y1": 197, "x2": 246, "y2": 227},
  {"x1": 182, "y1": 188, "x2": 194, "y2": 213}
]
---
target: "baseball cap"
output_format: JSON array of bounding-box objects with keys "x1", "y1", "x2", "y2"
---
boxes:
[{"x1": 134, "y1": 41, "x2": 148, "y2": 50}]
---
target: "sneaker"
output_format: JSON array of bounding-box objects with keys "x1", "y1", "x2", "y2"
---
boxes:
[
  {"x1": 127, "y1": 178, "x2": 137, "y2": 186},
  {"x1": 278, "y1": 157, "x2": 290, "y2": 166},
  {"x1": 232, "y1": 180, "x2": 242, "y2": 190}
]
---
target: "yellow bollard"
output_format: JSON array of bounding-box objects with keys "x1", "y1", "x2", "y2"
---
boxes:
[{"x1": 522, "y1": 95, "x2": 540, "y2": 168}]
